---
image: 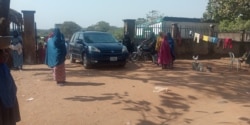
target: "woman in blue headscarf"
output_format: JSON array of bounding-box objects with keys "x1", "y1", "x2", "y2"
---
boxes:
[
  {"x1": 167, "y1": 32, "x2": 175, "y2": 67},
  {"x1": 45, "y1": 28, "x2": 67, "y2": 86},
  {"x1": 0, "y1": 50, "x2": 21, "y2": 124}
]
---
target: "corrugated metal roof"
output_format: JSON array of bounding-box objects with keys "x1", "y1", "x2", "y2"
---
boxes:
[
  {"x1": 9, "y1": 9, "x2": 23, "y2": 25},
  {"x1": 162, "y1": 17, "x2": 202, "y2": 23}
]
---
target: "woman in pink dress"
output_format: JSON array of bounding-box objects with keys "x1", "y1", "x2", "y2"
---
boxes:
[{"x1": 158, "y1": 35, "x2": 173, "y2": 69}]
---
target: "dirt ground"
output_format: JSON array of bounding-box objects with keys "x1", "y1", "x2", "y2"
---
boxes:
[{"x1": 12, "y1": 58, "x2": 250, "y2": 125}]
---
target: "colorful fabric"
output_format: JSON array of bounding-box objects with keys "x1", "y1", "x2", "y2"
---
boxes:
[
  {"x1": 211, "y1": 37, "x2": 219, "y2": 43},
  {"x1": 203, "y1": 35, "x2": 209, "y2": 42},
  {"x1": 53, "y1": 63, "x2": 66, "y2": 82},
  {"x1": 155, "y1": 36, "x2": 164, "y2": 52},
  {"x1": 223, "y1": 38, "x2": 233, "y2": 49},
  {"x1": 193, "y1": 33, "x2": 201, "y2": 43},
  {"x1": 0, "y1": 63, "x2": 17, "y2": 108},
  {"x1": 158, "y1": 37, "x2": 172, "y2": 65},
  {"x1": 45, "y1": 28, "x2": 67, "y2": 68}
]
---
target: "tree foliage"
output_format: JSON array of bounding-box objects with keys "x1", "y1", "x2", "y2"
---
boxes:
[
  {"x1": 219, "y1": 18, "x2": 250, "y2": 32},
  {"x1": 203, "y1": 0, "x2": 250, "y2": 22},
  {"x1": 204, "y1": 0, "x2": 250, "y2": 31},
  {"x1": 108, "y1": 26, "x2": 123, "y2": 41},
  {"x1": 136, "y1": 10, "x2": 164, "y2": 24},
  {"x1": 86, "y1": 21, "x2": 123, "y2": 40},
  {"x1": 146, "y1": 10, "x2": 164, "y2": 22},
  {"x1": 87, "y1": 21, "x2": 110, "y2": 32},
  {"x1": 60, "y1": 21, "x2": 82, "y2": 39}
]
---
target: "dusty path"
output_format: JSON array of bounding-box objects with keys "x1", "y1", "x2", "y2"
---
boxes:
[{"x1": 13, "y1": 59, "x2": 250, "y2": 125}]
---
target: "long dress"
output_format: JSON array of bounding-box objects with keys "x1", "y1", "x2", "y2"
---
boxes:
[
  {"x1": 45, "y1": 29, "x2": 67, "y2": 83},
  {"x1": 158, "y1": 38, "x2": 173, "y2": 65},
  {"x1": 10, "y1": 37, "x2": 23, "y2": 69},
  {"x1": 0, "y1": 62, "x2": 21, "y2": 125}
]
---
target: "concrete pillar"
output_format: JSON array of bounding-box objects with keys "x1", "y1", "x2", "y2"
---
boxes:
[
  {"x1": 123, "y1": 19, "x2": 136, "y2": 40},
  {"x1": 22, "y1": 10, "x2": 36, "y2": 64}
]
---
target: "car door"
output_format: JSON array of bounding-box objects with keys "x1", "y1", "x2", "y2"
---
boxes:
[
  {"x1": 75, "y1": 33, "x2": 86, "y2": 60},
  {"x1": 69, "y1": 33, "x2": 80, "y2": 59}
]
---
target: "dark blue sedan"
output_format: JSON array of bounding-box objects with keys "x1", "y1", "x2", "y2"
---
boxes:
[{"x1": 69, "y1": 31, "x2": 129, "y2": 68}]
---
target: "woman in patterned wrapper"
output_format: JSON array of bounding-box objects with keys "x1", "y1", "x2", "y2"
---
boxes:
[{"x1": 45, "y1": 28, "x2": 67, "y2": 86}]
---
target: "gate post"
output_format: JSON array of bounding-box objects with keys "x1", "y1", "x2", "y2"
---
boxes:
[
  {"x1": 22, "y1": 10, "x2": 36, "y2": 64},
  {"x1": 123, "y1": 19, "x2": 136, "y2": 40}
]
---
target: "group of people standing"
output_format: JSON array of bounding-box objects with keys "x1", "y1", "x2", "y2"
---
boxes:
[
  {"x1": 156, "y1": 32, "x2": 175, "y2": 69},
  {"x1": 123, "y1": 31, "x2": 176, "y2": 70}
]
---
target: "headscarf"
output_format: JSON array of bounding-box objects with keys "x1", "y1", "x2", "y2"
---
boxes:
[
  {"x1": 167, "y1": 32, "x2": 174, "y2": 46},
  {"x1": 0, "y1": 63, "x2": 17, "y2": 108},
  {"x1": 11, "y1": 30, "x2": 22, "y2": 45},
  {"x1": 167, "y1": 32, "x2": 175, "y2": 61},
  {"x1": 45, "y1": 28, "x2": 66, "y2": 67}
]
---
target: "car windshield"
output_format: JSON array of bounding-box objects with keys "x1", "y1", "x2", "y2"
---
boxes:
[{"x1": 84, "y1": 33, "x2": 118, "y2": 43}]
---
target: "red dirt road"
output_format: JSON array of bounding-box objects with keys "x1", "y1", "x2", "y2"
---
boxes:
[{"x1": 13, "y1": 59, "x2": 250, "y2": 125}]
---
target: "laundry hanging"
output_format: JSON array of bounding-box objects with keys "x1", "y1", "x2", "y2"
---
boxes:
[
  {"x1": 211, "y1": 37, "x2": 219, "y2": 43},
  {"x1": 223, "y1": 38, "x2": 233, "y2": 49},
  {"x1": 202, "y1": 35, "x2": 209, "y2": 42},
  {"x1": 193, "y1": 33, "x2": 201, "y2": 43}
]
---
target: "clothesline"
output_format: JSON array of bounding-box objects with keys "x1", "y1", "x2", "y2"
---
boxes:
[{"x1": 193, "y1": 32, "x2": 233, "y2": 49}]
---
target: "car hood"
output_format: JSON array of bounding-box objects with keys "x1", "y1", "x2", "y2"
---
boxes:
[{"x1": 88, "y1": 42, "x2": 123, "y2": 50}]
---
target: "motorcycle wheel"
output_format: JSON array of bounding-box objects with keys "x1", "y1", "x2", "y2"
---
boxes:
[{"x1": 130, "y1": 52, "x2": 139, "y2": 62}]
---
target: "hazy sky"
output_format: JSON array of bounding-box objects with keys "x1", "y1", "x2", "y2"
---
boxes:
[{"x1": 10, "y1": 0, "x2": 208, "y2": 29}]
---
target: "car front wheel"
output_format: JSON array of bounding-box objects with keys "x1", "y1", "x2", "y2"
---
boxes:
[{"x1": 83, "y1": 53, "x2": 91, "y2": 69}]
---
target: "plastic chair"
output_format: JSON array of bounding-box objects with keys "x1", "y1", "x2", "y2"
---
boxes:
[{"x1": 228, "y1": 52, "x2": 240, "y2": 71}]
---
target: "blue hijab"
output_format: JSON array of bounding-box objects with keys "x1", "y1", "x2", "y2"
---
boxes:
[
  {"x1": 167, "y1": 32, "x2": 175, "y2": 60},
  {"x1": 45, "y1": 28, "x2": 67, "y2": 67},
  {"x1": 0, "y1": 63, "x2": 17, "y2": 108},
  {"x1": 167, "y1": 32, "x2": 174, "y2": 49}
]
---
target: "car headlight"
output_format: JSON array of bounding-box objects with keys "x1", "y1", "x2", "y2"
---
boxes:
[
  {"x1": 122, "y1": 46, "x2": 128, "y2": 53},
  {"x1": 88, "y1": 46, "x2": 100, "y2": 53}
]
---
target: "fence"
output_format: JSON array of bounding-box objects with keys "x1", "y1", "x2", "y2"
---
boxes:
[
  {"x1": 135, "y1": 25, "x2": 214, "y2": 39},
  {"x1": 133, "y1": 24, "x2": 250, "y2": 59}
]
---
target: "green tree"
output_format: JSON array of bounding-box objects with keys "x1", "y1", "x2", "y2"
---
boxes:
[
  {"x1": 146, "y1": 10, "x2": 163, "y2": 22},
  {"x1": 136, "y1": 10, "x2": 164, "y2": 25},
  {"x1": 87, "y1": 21, "x2": 110, "y2": 32},
  {"x1": 108, "y1": 26, "x2": 123, "y2": 41},
  {"x1": 87, "y1": 21, "x2": 123, "y2": 40},
  {"x1": 204, "y1": 0, "x2": 250, "y2": 22},
  {"x1": 60, "y1": 21, "x2": 82, "y2": 39}
]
